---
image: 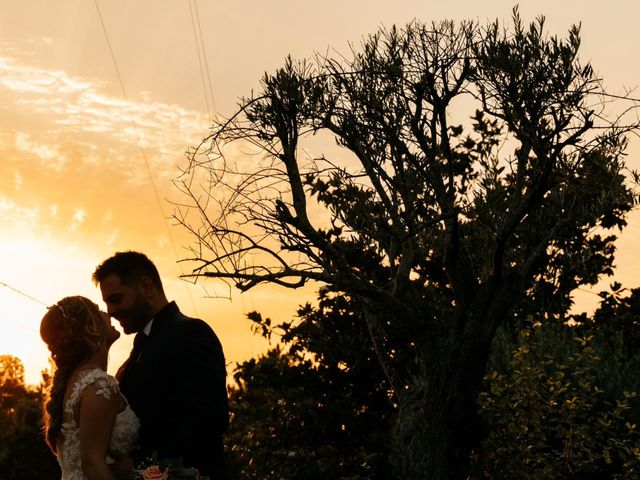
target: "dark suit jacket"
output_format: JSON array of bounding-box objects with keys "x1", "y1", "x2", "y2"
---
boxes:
[{"x1": 117, "y1": 302, "x2": 229, "y2": 478}]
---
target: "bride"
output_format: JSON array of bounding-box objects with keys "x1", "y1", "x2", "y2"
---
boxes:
[{"x1": 40, "y1": 296, "x2": 140, "y2": 480}]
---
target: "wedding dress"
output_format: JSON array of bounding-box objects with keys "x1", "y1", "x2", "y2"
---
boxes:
[{"x1": 55, "y1": 368, "x2": 140, "y2": 479}]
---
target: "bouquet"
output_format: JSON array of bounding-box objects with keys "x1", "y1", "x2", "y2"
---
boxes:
[{"x1": 134, "y1": 453, "x2": 209, "y2": 480}]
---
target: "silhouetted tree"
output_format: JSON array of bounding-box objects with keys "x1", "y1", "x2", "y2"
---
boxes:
[
  {"x1": 175, "y1": 10, "x2": 640, "y2": 479},
  {"x1": 0, "y1": 356, "x2": 59, "y2": 479}
]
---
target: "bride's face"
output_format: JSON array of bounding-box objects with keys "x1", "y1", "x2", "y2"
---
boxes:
[
  {"x1": 83, "y1": 300, "x2": 120, "y2": 348},
  {"x1": 99, "y1": 309, "x2": 121, "y2": 347}
]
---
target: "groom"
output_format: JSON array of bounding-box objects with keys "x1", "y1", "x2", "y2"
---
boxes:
[{"x1": 93, "y1": 251, "x2": 229, "y2": 479}]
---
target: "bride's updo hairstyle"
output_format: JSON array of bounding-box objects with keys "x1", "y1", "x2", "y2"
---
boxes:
[{"x1": 40, "y1": 296, "x2": 106, "y2": 452}]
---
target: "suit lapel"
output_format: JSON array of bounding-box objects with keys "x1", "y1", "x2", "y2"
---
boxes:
[
  {"x1": 117, "y1": 332, "x2": 149, "y2": 399},
  {"x1": 116, "y1": 303, "x2": 180, "y2": 399}
]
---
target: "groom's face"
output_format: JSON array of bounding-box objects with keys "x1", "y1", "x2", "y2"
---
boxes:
[{"x1": 99, "y1": 273, "x2": 153, "y2": 334}]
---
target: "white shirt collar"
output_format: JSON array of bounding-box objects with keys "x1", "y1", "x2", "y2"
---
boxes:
[{"x1": 142, "y1": 318, "x2": 154, "y2": 336}]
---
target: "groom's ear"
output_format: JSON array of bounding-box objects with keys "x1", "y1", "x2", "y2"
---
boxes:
[{"x1": 138, "y1": 276, "x2": 155, "y2": 298}]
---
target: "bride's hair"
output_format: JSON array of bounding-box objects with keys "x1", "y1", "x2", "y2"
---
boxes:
[{"x1": 40, "y1": 296, "x2": 105, "y2": 452}]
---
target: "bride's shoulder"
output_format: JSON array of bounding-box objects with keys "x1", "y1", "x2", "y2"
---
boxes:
[{"x1": 69, "y1": 368, "x2": 120, "y2": 404}]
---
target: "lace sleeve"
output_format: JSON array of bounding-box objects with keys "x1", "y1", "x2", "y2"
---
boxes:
[
  {"x1": 67, "y1": 369, "x2": 120, "y2": 409},
  {"x1": 91, "y1": 375, "x2": 119, "y2": 400}
]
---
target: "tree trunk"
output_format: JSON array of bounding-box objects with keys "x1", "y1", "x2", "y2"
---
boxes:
[
  {"x1": 391, "y1": 383, "x2": 483, "y2": 479},
  {"x1": 392, "y1": 387, "x2": 446, "y2": 479},
  {"x1": 390, "y1": 339, "x2": 490, "y2": 480},
  {"x1": 364, "y1": 294, "x2": 502, "y2": 480}
]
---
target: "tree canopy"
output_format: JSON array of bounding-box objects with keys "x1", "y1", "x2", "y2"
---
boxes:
[{"x1": 175, "y1": 10, "x2": 639, "y2": 479}]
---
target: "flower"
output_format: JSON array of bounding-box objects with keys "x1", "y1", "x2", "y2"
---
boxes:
[
  {"x1": 137, "y1": 465, "x2": 168, "y2": 480},
  {"x1": 134, "y1": 454, "x2": 206, "y2": 480}
]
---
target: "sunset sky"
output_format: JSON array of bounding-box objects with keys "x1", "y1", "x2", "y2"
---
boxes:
[{"x1": 2, "y1": 0, "x2": 639, "y2": 385}]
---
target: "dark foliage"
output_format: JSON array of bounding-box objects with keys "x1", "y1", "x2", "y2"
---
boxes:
[
  {"x1": 0, "y1": 356, "x2": 59, "y2": 480},
  {"x1": 226, "y1": 290, "x2": 394, "y2": 479}
]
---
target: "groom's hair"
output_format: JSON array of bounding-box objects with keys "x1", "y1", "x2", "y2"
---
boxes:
[{"x1": 92, "y1": 251, "x2": 164, "y2": 292}]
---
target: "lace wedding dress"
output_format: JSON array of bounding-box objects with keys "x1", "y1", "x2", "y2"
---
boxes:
[{"x1": 55, "y1": 368, "x2": 140, "y2": 479}]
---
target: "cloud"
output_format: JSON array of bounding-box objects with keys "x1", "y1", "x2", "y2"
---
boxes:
[
  {"x1": 0, "y1": 53, "x2": 210, "y2": 168},
  {"x1": 14, "y1": 132, "x2": 67, "y2": 170},
  {"x1": 0, "y1": 51, "x2": 215, "y2": 252},
  {"x1": 70, "y1": 208, "x2": 87, "y2": 231},
  {"x1": 0, "y1": 195, "x2": 40, "y2": 228},
  {"x1": 72, "y1": 208, "x2": 86, "y2": 223},
  {"x1": 106, "y1": 230, "x2": 119, "y2": 246},
  {"x1": 13, "y1": 169, "x2": 23, "y2": 190}
]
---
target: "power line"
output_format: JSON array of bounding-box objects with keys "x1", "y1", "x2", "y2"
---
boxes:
[
  {"x1": 193, "y1": 0, "x2": 217, "y2": 117},
  {"x1": 189, "y1": 0, "x2": 217, "y2": 121},
  {"x1": 93, "y1": 0, "x2": 198, "y2": 315},
  {"x1": 189, "y1": 0, "x2": 212, "y2": 119},
  {"x1": 0, "y1": 280, "x2": 49, "y2": 307},
  {"x1": 93, "y1": 0, "x2": 163, "y2": 219}
]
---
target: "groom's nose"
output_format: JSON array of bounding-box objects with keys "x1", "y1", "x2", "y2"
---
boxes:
[{"x1": 106, "y1": 304, "x2": 120, "y2": 319}]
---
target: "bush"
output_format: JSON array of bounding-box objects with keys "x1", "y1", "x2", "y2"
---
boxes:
[{"x1": 472, "y1": 323, "x2": 640, "y2": 479}]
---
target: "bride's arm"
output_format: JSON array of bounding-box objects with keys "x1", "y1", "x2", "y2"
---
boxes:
[{"x1": 78, "y1": 383, "x2": 119, "y2": 480}]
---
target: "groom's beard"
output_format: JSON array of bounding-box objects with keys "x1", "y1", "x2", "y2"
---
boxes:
[{"x1": 117, "y1": 295, "x2": 154, "y2": 334}]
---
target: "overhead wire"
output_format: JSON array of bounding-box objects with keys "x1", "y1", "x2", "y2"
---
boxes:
[
  {"x1": 189, "y1": 0, "x2": 217, "y2": 121},
  {"x1": 193, "y1": 0, "x2": 217, "y2": 117},
  {"x1": 93, "y1": 0, "x2": 198, "y2": 315},
  {"x1": 189, "y1": 0, "x2": 213, "y2": 120},
  {"x1": 0, "y1": 280, "x2": 48, "y2": 335},
  {"x1": 0, "y1": 280, "x2": 49, "y2": 307}
]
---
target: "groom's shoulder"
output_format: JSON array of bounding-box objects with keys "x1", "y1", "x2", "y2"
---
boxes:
[{"x1": 171, "y1": 311, "x2": 220, "y2": 342}]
